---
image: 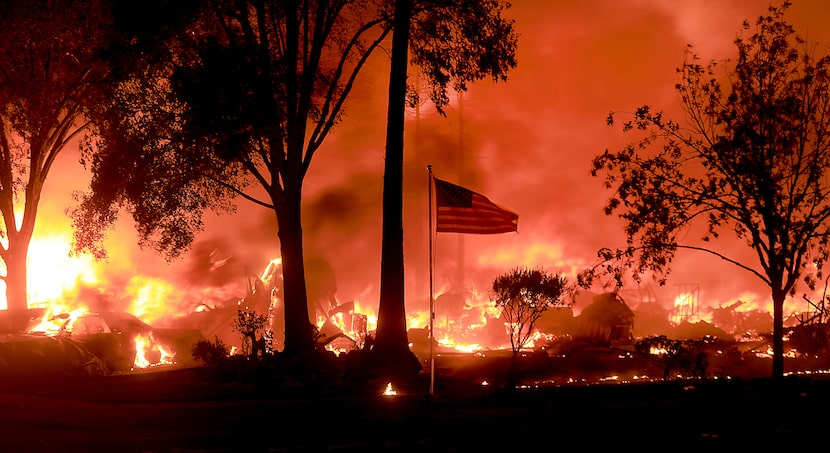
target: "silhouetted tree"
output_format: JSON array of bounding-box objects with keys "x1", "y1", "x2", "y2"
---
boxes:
[
  {"x1": 191, "y1": 336, "x2": 230, "y2": 368},
  {"x1": 232, "y1": 305, "x2": 271, "y2": 359},
  {"x1": 372, "y1": 0, "x2": 418, "y2": 385},
  {"x1": 372, "y1": 0, "x2": 518, "y2": 385},
  {"x1": 583, "y1": 2, "x2": 830, "y2": 380},
  {"x1": 0, "y1": 0, "x2": 155, "y2": 325},
  {"x1": 71, "y1": 0, "x2": 397, "y2": 359},
  {"x1": 71, "y1": 0, "x2": 517, "y2": 371},
  {"x1": 491, "y1": 267, "x2": 569, "y2": 386}
]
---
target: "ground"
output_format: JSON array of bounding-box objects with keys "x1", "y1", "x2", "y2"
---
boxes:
[{"x1": 1, "y1": 350, "x2": 829, "y2": 452}]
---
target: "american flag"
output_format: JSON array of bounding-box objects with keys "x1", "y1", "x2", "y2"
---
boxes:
[{"x1": 434, "y1": 177, "x2": 518, "y2": 234}]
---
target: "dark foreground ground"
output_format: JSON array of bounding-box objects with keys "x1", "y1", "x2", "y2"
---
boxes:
[{"x1": 1, "y1": 352, "x2": 828, "y2": 453}]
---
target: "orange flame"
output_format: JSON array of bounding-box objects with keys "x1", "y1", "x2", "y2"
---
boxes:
[{"x1": 134, "y1": 333, "x2": 176, "y2": 368}]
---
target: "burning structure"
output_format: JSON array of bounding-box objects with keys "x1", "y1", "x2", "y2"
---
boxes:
[
  {"x1": 0, "y1": 308, "x2": 205, "y2": 381},
  {"x1": 570, "y1": 292, "x2": 635, "y2": 347},
  {"x1": 0, "y1": 244, "x2": 829, "y2": 386}
]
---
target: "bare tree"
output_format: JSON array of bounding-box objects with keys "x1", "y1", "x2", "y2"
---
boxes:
[{"x1": 583, "y1": 1, "x2": 830, "y2": 380}]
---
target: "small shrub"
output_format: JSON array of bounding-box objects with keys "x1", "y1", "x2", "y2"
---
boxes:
[
  {"x1": 191, "y1": 336, "x2": 229, "y2": 368},
  {"x1": 635, "y1": 335, "x2": 709, "y2": 380},
  {"x1": 232, "y1": 305, "x2": 271, "y2": 358}
]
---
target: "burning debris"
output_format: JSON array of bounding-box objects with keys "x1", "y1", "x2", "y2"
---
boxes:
[
  {"x1": 570, "y1": 292, "x2": 635, "y2": 347},
  {"x1": 0, "y1": 307, "x2": 205, "y2": 381},
  {"x1": 784, "y1": 293, "x2": 830, "y2": 358},
  {"x1": 316, "y1": 301, "x2": 368, "y2": 354},
  {"x1": 27, "y1": 310, "x2": 204, "y2": 372},
  {"x1": 175, "y1": 258, "x2": 369, "y2": 359},
  {"x1": 0, "y1": 330, "x2": 107, "y2": 380},
  {"x1": 2, "y1": 247, "x2": 829, "y2": 387}
]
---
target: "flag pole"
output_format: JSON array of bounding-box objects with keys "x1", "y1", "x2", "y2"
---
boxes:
[{"x1": 427, "y1": 164, "x2": 435, "y2": 397}]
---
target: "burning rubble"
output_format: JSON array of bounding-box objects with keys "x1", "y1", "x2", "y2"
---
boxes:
[
  {"x1": 0, "y1": 307, "x2": 205, "y2": 380},
  {"x1": 1, "y1": 231, "x2": 829, "y2": 386},
  {"x1": 406, "y1": 288, "x2": 830, "y2": 385}
]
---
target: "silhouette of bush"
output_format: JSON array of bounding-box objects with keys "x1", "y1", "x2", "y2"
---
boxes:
[
  {"x1": 635, "y1": 335, "x2": 709, "y2": 380},
  {"x1": 232, "y1": 306, "x2": 272, "y2": 358},
  {"x1": 191, "y1": 334, "x2": 357, "y2": 396},
  {"x1": 191, "y1": 336, "x2": 229, "y2": 367}
]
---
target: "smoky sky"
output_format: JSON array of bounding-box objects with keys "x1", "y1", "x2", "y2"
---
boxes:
[{"x1": 39, "y1": 0, "x2": 830, "y2": 320}]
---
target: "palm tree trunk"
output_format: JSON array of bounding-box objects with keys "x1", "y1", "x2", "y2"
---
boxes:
[{"x1": 372, "y1": 0, "x2": 422, "y2": 386}]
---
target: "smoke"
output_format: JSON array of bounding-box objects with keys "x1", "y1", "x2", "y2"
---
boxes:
[{"x1": 31, "y1": 1, "x2": 830, "y2": 333}]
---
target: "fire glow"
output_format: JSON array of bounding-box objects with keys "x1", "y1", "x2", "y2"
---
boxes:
[
  {"x1": 134, "y1": 333, "x2": 175, "y2": 368},
  {"x1": 8, "y1": 227, "x2": 827, "y2": 381},
  {"x1": 19, "y1": 235, "x2": 194, "y2": 370}
]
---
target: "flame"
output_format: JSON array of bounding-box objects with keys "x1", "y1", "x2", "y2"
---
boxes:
[
  {"x1": 260, "y1": 258, "x2": 282, "y2": 284},
  {"x1": 355, "y1": 301, "x2": 377, "y2": 332},
  {"x1": 19, "y1": 233, "x2": 201, "y2": 329},
  {"x1": 126, "y1": 276, "x2": 178, "y2": 325},
  {"x1": 650, "y1": 346, "x2": 668, "y2": 355},
  {"x1": 1, "y1": 235, "x2": 102, "y2": 311},
  {"x1": 134, "y1": 333, "x2": 176, "y2": 368},
  {"x1": 10, "y1": 234, "x2": 197, "y2": 372},
  {"x1": 671, "y1": 292, "x2": 700, "y2": 325},
  {"x1": 27, "y1": 236, "x2": 99, "y2": 304},
  {"x1": 9, "y1": 229, "x2": 828, "y2": 370},
  {"x1": 28, "y1": 306, "x2": 88, "y2": 335},
  {"x1": 383, "y1": 382, "x2": 397, "y2": 395}
]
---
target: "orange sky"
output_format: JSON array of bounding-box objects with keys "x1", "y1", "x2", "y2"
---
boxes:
[
  {"x1": 300, "y1": 0, "x2": 830, "y2": 316},
  {"x1": 34, "y1": 0, "x2": 830, "y2": 324}
]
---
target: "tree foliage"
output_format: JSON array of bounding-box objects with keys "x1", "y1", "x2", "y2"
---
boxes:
[
  {"x1": 583, "y1": 1, "x2": 830, "y2": 380},
  {"x1": 70, "y1": 0, "x2": 517, "y2": 366},
  {"x1": 634, "y1": 335, "x2": 709, "y2": 381},
  {"x1": 491, "y1": 267, "x2": 569, "y2": 359},
  {"x1": 72, "y1": 0, "x2": 397, "y2": 358},
  {"x1": 232, "y1": 305, "x2": 271, "y2": 359},
  {"x1": 408, "y1": 0, "x2": 517, "y2": 113},
  {"x1": 0, "y1": 0, "x2": 142, "y2": 316}
]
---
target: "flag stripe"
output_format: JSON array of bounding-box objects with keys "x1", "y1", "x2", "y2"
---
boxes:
[{"x1": 434, "y1": 177, "x2": 518, "y2": 234}]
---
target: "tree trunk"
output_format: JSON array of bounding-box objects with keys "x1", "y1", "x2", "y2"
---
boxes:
[
  {"x1": 372, "y1": 0, "x2": 421, "y2": 386},
  {"x1": 2, "y1": 231, "x2": 32, "y2": 332},
  {"x1": 508, "y1": 348, "x2": 520, "y2": 389},
  {"x1": 771, "y1": 288, "x2": 786, "y2": 380},
  {"x1": 4, "y1": 242, "x2": 28, "y2": 312},
  {"x1": 276, "y1": 184, "x2": 315, "y2": 358}
]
